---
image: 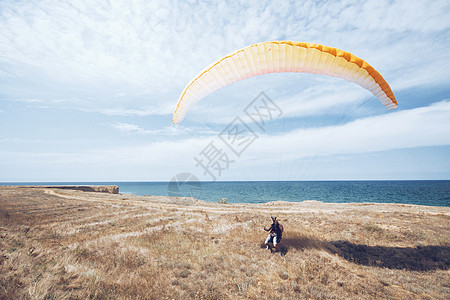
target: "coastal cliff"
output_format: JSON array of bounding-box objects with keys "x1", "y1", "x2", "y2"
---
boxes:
[{"x1": 20, "y1": 185, "x2": 119, "y2": 194}]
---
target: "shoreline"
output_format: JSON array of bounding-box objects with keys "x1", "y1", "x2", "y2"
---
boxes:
[
  {"x1": 1, "y1": 182, "x2": 449, "y2": 207},
  {"x1": 5, "y1": 184, "x2": 450, "y2": 210}
]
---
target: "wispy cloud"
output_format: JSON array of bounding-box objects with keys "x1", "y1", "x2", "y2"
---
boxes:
[
  {"x1": 111, "y1": 123, "x2": 148, "y2": 134},
  {"x1": 109, "y1": 122, "x2": 178, "y2": 135},
  {"x1": 11, "y1": 98, "x2": 44, "y2": 104},
  {"x1": 1, "y1": 0, "x2": 449, "y2": 180},
  {"x1": 3, "y1": 101, "x2": 448, "y2": 179},
  {"x1": 170, "y1": 100, "x2": 450, "y2": 169},
  {"x1": 1, "y1": 0, "x2": 448, "y2": 105},
  {"x1": 244, "y1": 100, "x2": 450, "y2": 163},
  {"x1": 98, "y1": 104, "x2": 173, "y2": 117},
  {"x1": 189, "y1": 80, "x2": 373, "y2": 125},
  {"x1": 109, "y1": 122, "x2": 216, "y2": 136}
]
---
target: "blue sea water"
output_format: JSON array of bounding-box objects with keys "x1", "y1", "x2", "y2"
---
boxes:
[{"x1": 1, "y1": 181, "x2": 449, "y2": 207}]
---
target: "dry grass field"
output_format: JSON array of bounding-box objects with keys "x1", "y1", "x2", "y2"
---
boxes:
[{"x1": 0, "y1": 186, "x2": 449, "y2": 299}]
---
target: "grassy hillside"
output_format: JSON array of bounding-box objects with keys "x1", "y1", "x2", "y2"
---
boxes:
[{"x1": 1, "y1": 186, "x2": 449, "y2": 299}]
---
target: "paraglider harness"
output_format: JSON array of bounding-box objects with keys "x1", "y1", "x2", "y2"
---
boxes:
[{"x1": 267, "y1": 217, "x2": 282, "y2": 243}]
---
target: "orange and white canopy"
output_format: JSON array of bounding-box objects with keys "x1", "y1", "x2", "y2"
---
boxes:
[{"x1": 173, "y1": 41, "x2": 397, "y2": 124}]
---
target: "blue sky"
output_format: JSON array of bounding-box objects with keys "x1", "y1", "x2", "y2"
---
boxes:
[{"x1": 0, "y1": 0, "x2": 449, "y2": 182}]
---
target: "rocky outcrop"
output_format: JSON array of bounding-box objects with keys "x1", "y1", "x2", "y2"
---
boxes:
[
  {"x1": 88, "y1": 186, "x2": 119, "y2": 194},
  {"x1": 26, "y1": 185, "x2": 119, "y2": 194}
]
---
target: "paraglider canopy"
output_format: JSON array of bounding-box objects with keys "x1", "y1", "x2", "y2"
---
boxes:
[{"x1": 173, "y1": 41, "x2": 397, "y2": 124}]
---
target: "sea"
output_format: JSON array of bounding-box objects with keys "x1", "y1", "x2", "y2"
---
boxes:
[{"x1": 1, "y1": 181, "x2": 449, "y2": 207}]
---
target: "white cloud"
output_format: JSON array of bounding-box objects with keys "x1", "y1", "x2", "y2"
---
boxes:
[
  {"x1": 109, "y1": 122, "x2": 172, "y2": 135},
  {"x1": 276, "y1": 86, "x2": 369, "y2": 118},
  {"x1": 1, "y1": 0, "x2": 448, "y2": 103},
  {"x1": 111, "y1": 123, "x2": 146, "y2": 134},
  {"x1": 245, "y1": 100, "x2": 450, "y2": 163},
  {"x1": 183, "y1": 75, "x2": 379, "y2": 125},
  {"x1": 1, "y1": 0, "x2": 449, "y2": 181},
  {"x1": 98, "y1": 104, "x2": 174, "y2": 117},
  {"x1": 153, "y1": 100, "x2": 450, "y2": 172},
  {"x1": 109, "y1": 122, "x2": 215, "y2": 136},
  {"x1": 2, "y1": 100, "x2": 448, "y2": 181},
  {"x1": 12, "y1": 98, "x2": 44, "y2": 103}
]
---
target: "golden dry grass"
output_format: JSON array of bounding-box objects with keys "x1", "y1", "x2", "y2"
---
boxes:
[{"x1": 0, "y1": 186, "x2": 449, "y2": 299}]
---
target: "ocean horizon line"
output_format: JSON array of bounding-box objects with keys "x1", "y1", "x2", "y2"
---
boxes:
[
  {"x1": 2, "y1": 181, "x2": 448, "y2": 207},
  {"x1": 1, "y1": 179, "x2": 450, "y2": 184}
]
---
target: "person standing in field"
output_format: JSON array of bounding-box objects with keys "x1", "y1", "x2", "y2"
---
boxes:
[{"x1": 264, "y1": 216, "x2": 283, "y2": 254}]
